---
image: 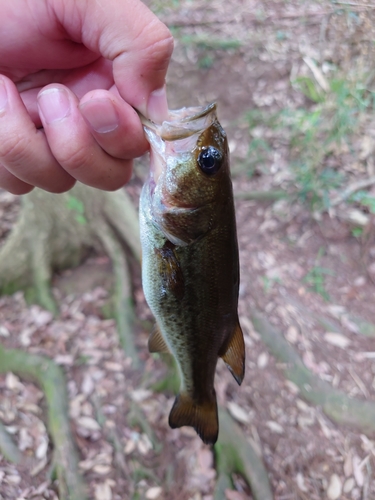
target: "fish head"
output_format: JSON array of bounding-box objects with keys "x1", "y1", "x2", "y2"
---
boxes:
[{"x1": 143, "y1": 103, "x2": 232, "y2": 245}]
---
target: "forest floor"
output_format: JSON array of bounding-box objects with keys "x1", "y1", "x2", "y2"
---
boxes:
[{"x1": 2, "y1": 1, "x2": 375, "y2": 499}]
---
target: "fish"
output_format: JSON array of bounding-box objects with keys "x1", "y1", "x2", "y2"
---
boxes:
[{"x1": 139, "y1": 102, "x2": 245, "y2": 445}]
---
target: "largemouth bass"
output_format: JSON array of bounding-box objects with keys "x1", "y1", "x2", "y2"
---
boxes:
[{"x1": 139, "y1": 103, "x2": 245, "y2": 445}]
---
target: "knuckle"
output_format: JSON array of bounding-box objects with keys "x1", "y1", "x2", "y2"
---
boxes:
[
  {"x1": 144, "y1": 31, "x2": 174, "y2": 69},
  {"x1": 134, "y1": 20, "x2": 174, "y2": 67},
  {"x1": 57, "y1": 144, "x2": 89, "y2": 171},
  {"x1": 0, "y1": 133, "x2": 32, "y2": 166}
]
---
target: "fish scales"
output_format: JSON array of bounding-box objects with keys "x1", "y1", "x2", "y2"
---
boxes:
[{"x1": 139, "y1": 103, "x2": 245, "y2": 444}]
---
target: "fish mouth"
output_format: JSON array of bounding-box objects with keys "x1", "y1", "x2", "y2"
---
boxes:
[
  {"x1": 141, "y1": 103, "x2": 217, "y2": 183},
  {"x1": 141, "y1": 102, "x2": 217, "y2": 141}
]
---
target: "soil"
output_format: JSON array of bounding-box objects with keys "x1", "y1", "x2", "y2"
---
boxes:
[{"x1": 1, "y1": 1, "x2": 375, "y2": 499}]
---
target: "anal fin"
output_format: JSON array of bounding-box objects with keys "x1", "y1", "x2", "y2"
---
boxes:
[
  {"x1": 220, "y1": 319, "x2": 245, "y2": 385},
  {"x1": 169, "y1": 392, "x2": 218, "y2": 445},
  {"x1": 148, "y1": 324, "x2": 170, "y2": 354}
]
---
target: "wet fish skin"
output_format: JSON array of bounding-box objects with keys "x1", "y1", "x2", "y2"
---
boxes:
[{"x1": 139, "y1": 103, "x2": 245, "y2": 444}]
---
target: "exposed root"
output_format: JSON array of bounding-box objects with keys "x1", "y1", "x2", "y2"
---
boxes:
[
  {"x1": 214, "y1": 408, "x2": 273, "y2": 500},
  {"x1": 0, "y1": 345, "x2": 88, "y2": 500},
  {"x1": 0, "y1": 184, "x2": 142, "y2": 364},
  {"x1": 0, "y1": 420, "x2": 22, "y2": 464},
  {"x1": 286, "y1": 293, "x2": 375, "y2": 338},
  {"x1": 98, "y1": 223, "x2": 140, "y2": 367},
  {"x1": 251, "y1": 309, "x2": 375, "y2": 433},
  {"x1": 234, "y1": 190, "x2": 288, "y2": 201}
]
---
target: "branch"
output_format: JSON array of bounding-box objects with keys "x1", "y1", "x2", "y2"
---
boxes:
[
  {"x1": 250, "y1": 310, "x2": 375, "y2": 432},
  {"x1": 0, "y1": 345, "x2": 87, "y2": 500}
]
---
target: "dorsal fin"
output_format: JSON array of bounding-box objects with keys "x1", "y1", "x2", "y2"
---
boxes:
[
  {"x1": 148, "y1": 324, "x2": 170, "y2": 354},
  {"x1": 220, "y1": 319, "x2": 245, "y2": 385}
]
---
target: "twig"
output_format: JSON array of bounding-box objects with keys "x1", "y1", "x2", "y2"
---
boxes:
[
  {"x1": 348, "y1": 367, "x2": 369, "y2": 399},
  {"x1": 331, "y1": 1, "x2": 375, "y2": 7},
  {"x1": 250, "y1": 310, "x2": 375, "y2": 433},
  {"x1": 0, "y1": 345, "x2": 88, "y2": 500},
  {"x1": 303, "y1": 57, "x2": 329, "y2": 92},
  {"x1": 330, "y1": 176, "x2": 375, "y2": 207}
]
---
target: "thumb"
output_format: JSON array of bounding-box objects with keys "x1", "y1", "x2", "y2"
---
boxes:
[{"x1": 54, "y1": 0, "x2": 173, "y2": 122}]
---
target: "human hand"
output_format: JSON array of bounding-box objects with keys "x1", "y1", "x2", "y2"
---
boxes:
[{"x1": 0, "y1": 0, "x2": 173, "y2": 194}]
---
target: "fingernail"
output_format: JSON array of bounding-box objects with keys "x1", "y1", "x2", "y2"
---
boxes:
[
  {"x1": 0, "y1": 79, "x2": 8, "y2": 113},
  {"x1": 38, "y1": 87, "x2": 70, "y2": 124},
  {"x1": 80, "y1": 98, "x2": 119, "y2": 133},
  {"x1": 147, "y1": 86, "x2": 169, "y2": 124}
]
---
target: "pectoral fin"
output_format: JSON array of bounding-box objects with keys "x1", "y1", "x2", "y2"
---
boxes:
[
  {"x1": 155, "y1": 241, "x2": 185, "y2": 300},
  {"x1": 169, "y1": 392, "x2": 218, "y2": 445},
  {"x1": 148, "y1": 324, "x2": 170, "y2": 354},
  {"x1": 220, "y1": 320, "x2": 245, "y2": 385}
]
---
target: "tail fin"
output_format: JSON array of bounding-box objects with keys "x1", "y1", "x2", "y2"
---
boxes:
[{"x1": 168, "y1": 392, "x2": 218, "y2": 445}]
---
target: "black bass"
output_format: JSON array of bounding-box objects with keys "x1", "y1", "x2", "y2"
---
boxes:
[{"x1": 139, "y1": 103, "x2": 245, "y2": 445}]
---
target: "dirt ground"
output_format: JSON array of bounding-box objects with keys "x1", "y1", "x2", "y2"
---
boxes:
[{"x1": 2, "y1": 1, "x2": 375, "y2": 499}]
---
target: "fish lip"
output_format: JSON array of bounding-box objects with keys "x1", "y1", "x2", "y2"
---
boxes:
[{"x1": 142, "y1": 102, "x2": 217, "y2": 141}]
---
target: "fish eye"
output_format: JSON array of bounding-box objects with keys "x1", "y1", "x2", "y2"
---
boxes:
[{"x1": 197, "y1": 146, "x2": 223, "y2": 176}]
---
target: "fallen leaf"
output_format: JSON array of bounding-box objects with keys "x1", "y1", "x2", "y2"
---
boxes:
[
  {"x1": 343, "y1": 477, "x2": 355, "y2": 494},
  {"x1": 327, "y1": 474, "x2": 342, "y2": 499},
  {"x1": 146, "y1": 487, "x2": 163, "y2": 499},
  {"x1": 130, "y1": 389, "x2": 152, "y2": 402},
  {"x1": 324, "y1": 332, "x2": 351, "y2": 349},
  {"x1": 227, "y1": 402, "x2": 251, "y2": 424},
  {"x1": 81, "y1": 374, "x2": 94, "y2": 396},
  {"x1": 95, "y1": 483, "x2": 112, "y2": 500},
  {"x1": 93, "y1": 465, "x2": 111, "y2": 475},
  {"x1": 35, "y1": 435, "x2": 49, "y2": 460},
  {"x1": 285, "y1": 325, "x2": 299, "y2": 344},
  {"x1": 257, "y1": 352, "x2": 269, "y2": 368},
  {"x1": 137, "y1": 433, "x2": 153, "y2": 455},
  {"x1": 18, "y1": 428, "x2": 33, "y2": 451},
  {"x1": 0, "y1": 326, "x2": 10, "y2": 337},
  {"x1": 5, "y1": 373, "x2": 23, "y2": 392},
  {"x1": 353, "y1": 455, "x2": 364, "y2": 487},
  {"x1": 76, "y1": 416, "x2": 101, "y2": 431},
  {"x1": 296, "y1": 472, "x2": 308, "y2": 492},
  {"x1": 266, "y1": 421, "x2": 284, "y2": 434}
]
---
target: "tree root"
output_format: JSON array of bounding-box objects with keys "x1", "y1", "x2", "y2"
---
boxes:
[
  {"x1": 234, "y1": 190, "x2": 288, "y2": 201},
  {"x1": 150, "y1": 360, "x2": 272, "y2": 497},
  {"x1": 250, "y1": 309, "x2": 375, "y2": 433},
  {"x1": 0, "y1": 420, "x2": 22, "y2": 464},
  {"x1": 0, "y1": 184, "x2": 142, "y2": 364},
  {"x1": 214, "y1": 408, "x2": 273, "y2": 500},
  {"x1": 98, "y1": 223, "x2": 139, "y2": 367},
  {"x1": 286, "y1": 293, "x2": 375, "y2": 338},
  {"x1": 0, "y1": 345, "x2": 88, "y2": 500}
]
